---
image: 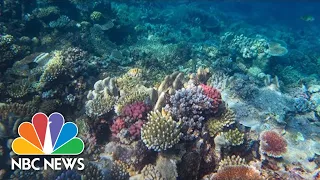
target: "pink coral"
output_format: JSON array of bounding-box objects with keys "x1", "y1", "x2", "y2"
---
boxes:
[
  {"x1": 128, "y1": 120, "x2": 144, "y2": 139},
  {"x1": 122, "y1": 101, "x2": 150, "y2": 120},
  {"x1": 111, "y1": 117, "x2": 126, "y2": 136},
  {"x1": 259, "y1": 130, "x2": 287, "y2": 158},
  {"x1": 200, "y1": 84, "x2": 222, "y2": 113}
]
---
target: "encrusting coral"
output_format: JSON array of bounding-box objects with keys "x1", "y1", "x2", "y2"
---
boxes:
[{"x1": 141, "y1": 110, "x2": 182, "y2": 151}]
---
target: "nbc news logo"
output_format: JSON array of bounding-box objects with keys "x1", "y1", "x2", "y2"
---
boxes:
[{"x1": 11, "y1": 112, "x2": 85, "y2": 170}]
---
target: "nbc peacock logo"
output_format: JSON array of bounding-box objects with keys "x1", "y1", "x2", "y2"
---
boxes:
[
  {"x1": 11, "y1": 112, "x2": 85, "y2": 171},
  {"x1": 12, "y1": 112, "x2": 84, "y2": 155}
]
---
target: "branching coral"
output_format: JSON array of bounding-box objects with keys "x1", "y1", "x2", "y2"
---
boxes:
[
  {"x1": 222, "y1": 128, "x2": 244, "y2": 146},
  {"x1": 0, "y1": 34, "x2": 22, "y2": 65},
  {"x1": 200, "y1": 84, "x2": 222, "y2": 113},
  {"x1": 39, "y1": 51, "x2": 66, "y2": 83},
  {"x1": 154, "y1": 72, "x2": 184, "y2": 111},
  {"x1": 259, "y1": 130, "x2": 287, "y2": 158},
  {"x1": 218, "y1": 155, "x2": 246, "y2": 170},
  {"x1": 141, "y1": 110, "x2": 182, "y2": 151},
  {"x1": 207, "y1": 108, "x2": 235, "y2": 137},
  {"x1": 85, "y1": 92, "x2": 116, "y2": 118},
  {"x1": 165, "y1": 86, "x2": 213, "y2": 140},
  {"x1": 116, "y1": 69, "x2": 145, "y2": 95},
  {"x1": 121, "y1": 101, "x2": 150, "y2": 121},
  {"x1": 111, "y1": 117, "x2": 126, "y2": 137}
]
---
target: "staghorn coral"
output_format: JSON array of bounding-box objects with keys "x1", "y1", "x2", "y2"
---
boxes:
[
  {"x1": 165, "y1": 86, "x2": 213, "y2": 140},
  {"x1": 141, "y1": 110, "x2": 182, "y2": 151},
  {"x1": 49, "y1": 15, "x2": 71, "y2": 28},
  {"x1": 259, "y1": 130, "x2": 287, "y2": 158},
  {"x1": 140, "y1": 164, "x2": 165, "y2": 180},
  {"x1": 207, "y1": 108, "x2": 235, "y2": 137},
  {"x1": 200, "y1": 84, "x2": 222, "y2": 113},
  {"x1": 0, "y1": 102, "x2": 36, "y2": 120},
  {"x1": 221, "y1": 32, "x2": 269, "y2": 59},
  {"x1": 222, "y1": 128, "x2": 244, "y2": 146}
]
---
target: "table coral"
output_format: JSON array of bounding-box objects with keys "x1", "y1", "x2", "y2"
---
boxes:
[{"x1": 259, "y1": 130, "x2": 287, "y2": 158}]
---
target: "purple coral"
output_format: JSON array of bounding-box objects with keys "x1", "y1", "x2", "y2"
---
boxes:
[{"x1": 165, "y1": 86, "x2": 213, "y2": 140}]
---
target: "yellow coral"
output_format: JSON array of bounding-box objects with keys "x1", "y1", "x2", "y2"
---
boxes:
[
  {"x1": 207, "y1": 108, "x2": 235, "y2": 137},
  {"x1": 39, "y1": 51, "x2": 65, "y2": 83},
  {"x1": 222, "y1": 128, "x2": 244, "y2": 146},
  {"x1": 116, "y1": 70, "x2": 144, "y2": 94},
  {"x1": 141, "y1": 110, "x2": 182, "y2": 151},
  {"x1": 218, "y1": 155, "x2": 246, "y2": 171},
  {"x1": 7, "y1": 79, "x2": 31, "y2": 98},
  {"x1": 115, "y1": 90, "x2": 149, "y2": 115},
  {"x1": 90, "y1": 11, "x2": 103, "y2": 22}
]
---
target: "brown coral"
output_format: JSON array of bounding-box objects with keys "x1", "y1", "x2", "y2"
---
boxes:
[
  {"x1": 210, "y1": 165, "x2": 262, "y2": 180},
  {"x1": 259, "y1": 130, "x2": 287, "y2": 158}
]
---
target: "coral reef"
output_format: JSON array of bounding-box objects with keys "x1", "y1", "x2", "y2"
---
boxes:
[{"x1": 1, "y1": 1, "x2": 320, "y2": 179}]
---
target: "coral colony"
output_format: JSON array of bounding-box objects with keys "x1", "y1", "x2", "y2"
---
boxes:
[{"x1": 1, "y1": 0, "x2": 320, "y2": 179}]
